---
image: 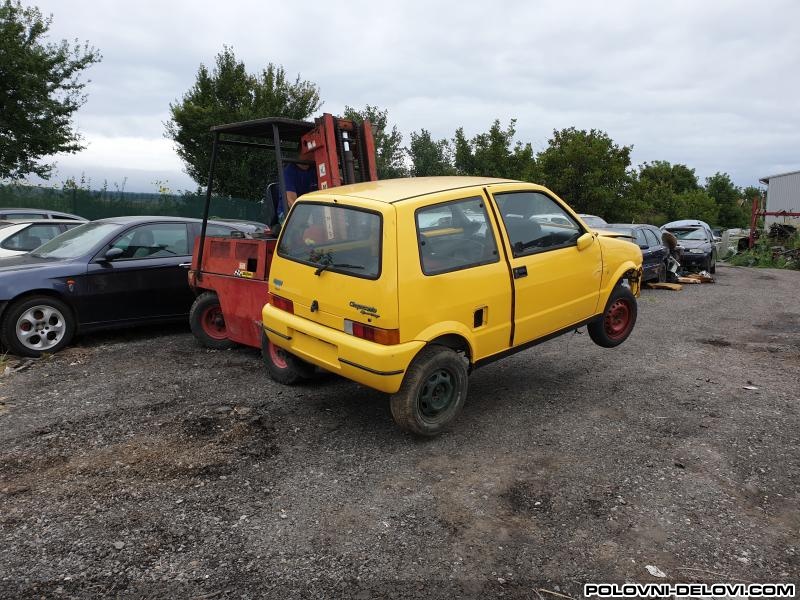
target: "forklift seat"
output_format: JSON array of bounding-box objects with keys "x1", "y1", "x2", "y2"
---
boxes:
[{"x1": 262, "y1": 182, "x2": 281, "y2": 227}]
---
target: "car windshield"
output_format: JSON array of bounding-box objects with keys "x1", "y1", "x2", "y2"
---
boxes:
[
  {"x1": 277, "y1": 204, "x2": 381, "y2": 278},
  {"x1": 31, "y1": 222, "x2": 119, "y2": 259},
  {"x1": 668, "y1": 228, "x2": 708, "y2": 241},
  {"x1": 581, "y1": 215, "x2": 608, "y2": 227}
]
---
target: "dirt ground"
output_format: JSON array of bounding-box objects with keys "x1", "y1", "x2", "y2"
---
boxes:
[{"x1": 0, "y1": 264, "x2": 798, "y2": 599}]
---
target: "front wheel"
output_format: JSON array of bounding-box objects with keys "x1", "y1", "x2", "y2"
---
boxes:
[
  {"x1": 260, "y1": 330, "x2": 316, "y2": 385},
  {"x1": 1, "y1": 295, "x2": 75, "y2": 357},
  {"x1": 189, "y1": 292, "x2": 234, "y2": 350},
  {"x1": 390, "y1": 346, "x2": 469, "y2": 437},
  {"x1": 588, "y1": 285, "x2": 637, "y2": 348}
]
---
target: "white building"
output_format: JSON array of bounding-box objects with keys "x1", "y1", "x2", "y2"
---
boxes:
[{"x1": 758, "y1": 170, "x2": 800, "y2": 226}]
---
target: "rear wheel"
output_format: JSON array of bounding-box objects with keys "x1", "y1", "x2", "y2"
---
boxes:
[
  {"x1": 260, "y1": 330, "x2": 316, "y2": 384},
  {"x1": 189, "y1": 292, "x2": 234, "y2": 350},
  {"x1": 390, "y1": 346, "x2": 468, "y2": 437},
  {"x1": 588, "y1": 285, "x2": 637, "y2": 348},
  {"x1": 1, "y1": 295, "x2": 75, "y2": 357}
]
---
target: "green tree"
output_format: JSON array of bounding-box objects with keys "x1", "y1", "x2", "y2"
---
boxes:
[
  {"x1": 166, "y1": 47, "x2": 321, "y2": 200},
  {"x1": 343, "y1": 105, "x2": 407, "y2": 179},
  {"x1": 638, "y1": 161, "x2": 699, "y2": 194},
  {"x1": 406, "y1": 129, "x2": 454, "y2": 176},
  {"x1": 705, "y1": 172, "x2": 747, "y2": 228},
  {"x1": 537, "y1": 127, "x2": 632, "y2": 221},
  {"x1": 0, "y1": 0, "x2": 101, "y2": 180},
  {"x1": 452, "y1": 119, "x2": 538, "y2": 181},
  {"x1": 674, "y1": 188, "x2": 718, "y2": 224}
]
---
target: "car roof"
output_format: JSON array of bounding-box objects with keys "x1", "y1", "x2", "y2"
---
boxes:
[
  {"x1": 607, "y1": 223, "x2": 659, "y2": 229},
  {"x1": 92, "y1": 215, "x2": 252, "y2": 230},
  {"x1": 300, "y1": 176, "x2": 522, "y2": 204},
  {"x1": 0, "y1": 208, "x2": 85, "y2": 217},
  {"x1": 4, "y1": 218, "x2": 86, "y2": 225}
]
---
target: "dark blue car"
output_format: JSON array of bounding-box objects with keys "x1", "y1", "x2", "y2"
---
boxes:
[
  {"x1": 603, "y1": 224, "x2": 670, "y2": 283},
  {"x1": 0, "y1": 216, "x2": 254, "y2": 357}
]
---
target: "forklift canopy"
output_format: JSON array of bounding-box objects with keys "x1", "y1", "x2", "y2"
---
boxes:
[{"x1": 211, "y1": 117, "x2": 315, "y2": 140}]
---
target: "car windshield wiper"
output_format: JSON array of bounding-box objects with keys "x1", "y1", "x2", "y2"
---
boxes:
[{"x1": 314, "y1": 261, "x2": 365, "y2": 276}]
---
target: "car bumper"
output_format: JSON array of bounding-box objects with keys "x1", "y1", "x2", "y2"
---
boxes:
[
  {"x1": 681, "y1": 252, "x2": 710, "y2": 267},
  {"x1": 262, "y1": 304, "x2": 424, "y2": 394}
]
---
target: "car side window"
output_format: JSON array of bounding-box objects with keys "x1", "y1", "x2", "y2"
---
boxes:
[
  {"x1": 634, "y1": 229, "x2": 648, "y2": 247},
  {"x1": 1, "y1": 224, "x2": 63, "y2": 251},
  {"x1": 110, "y1": 223, "x2": 189, "y2": 259},
  {"x1": 643, "y1": 229, "x2": 660, "y2": 248},
  {"x1": 494, "y1": 191, "x2": 582, "y2": 256},
  {"x1": 416, "y1": 196, "x2": 499, "y2": 275}
]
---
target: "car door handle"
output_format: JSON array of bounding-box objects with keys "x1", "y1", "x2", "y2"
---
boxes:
[
  {"x1": 179, "y1": 263, "x2": 191, "y2": 268},
  {"x1": 513, "y1": 266, "x2": 527, "y2": 279}
]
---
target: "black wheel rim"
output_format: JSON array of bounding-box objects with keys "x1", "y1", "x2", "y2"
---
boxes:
[{"x1": 418, "y1": 368, "x2": 456, "y2": 420}]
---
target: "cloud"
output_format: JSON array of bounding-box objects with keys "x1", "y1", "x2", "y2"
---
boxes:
[{"x1": 27, "y1": 0, "x2": 800, "y2": 191}]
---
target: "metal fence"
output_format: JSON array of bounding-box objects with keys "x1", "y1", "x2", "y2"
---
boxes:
[{"x1": 0, "y1": 184, "x2": 264, "y2": 222}]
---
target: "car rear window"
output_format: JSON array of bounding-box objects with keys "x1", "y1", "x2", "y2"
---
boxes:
[{"x1": 277, "y1": 203, "x2": 382, "y2": 279}]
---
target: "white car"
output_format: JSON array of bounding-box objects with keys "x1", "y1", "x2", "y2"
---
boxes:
[{"x1": 0, "y1": 220, "x2": 83, "y2": 257}]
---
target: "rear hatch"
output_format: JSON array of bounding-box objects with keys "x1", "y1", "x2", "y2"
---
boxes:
[{"x1": 270, "y1": 198, "x2": 398, "y2": 333}]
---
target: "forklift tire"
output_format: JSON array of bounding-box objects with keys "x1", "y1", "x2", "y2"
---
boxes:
[
  {"x1": 588, "y1": 284, "x2": 637, "y2": 348},
  {"x1": 190, "y1": 292, "x2": 235, "y2": 350},
  {"x1": 260, "y1": 330, "x2": 316, "y2": 385}
]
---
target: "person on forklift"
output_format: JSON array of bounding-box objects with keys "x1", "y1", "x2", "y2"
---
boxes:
[{"x1": 282, "y1": 161, "x2": 317, "y2": 212}]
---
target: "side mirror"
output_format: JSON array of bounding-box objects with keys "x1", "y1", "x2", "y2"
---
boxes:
[
  {"x1": 104, "y1": 247, "x2": 124, "y2": 261},
  {"x1": 576, "y1": 232, "x2": 595, "y2": 251}
]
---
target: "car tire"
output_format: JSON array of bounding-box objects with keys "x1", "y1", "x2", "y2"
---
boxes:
[
  {"x1": 0, "y1": 295, "x2": 75, "y2": 357},
  {"x1": 390, "y1": 346, "x2": 468, "y2": 437},
  {"x1": 189, "y1": 292, "x2": 235, "y2": 350},
  {"x1": 709, "y1": 254, "x2": 716, "y2": 274},
  {"x1": 260, "y1": 330, "x2": 316, "y2": 385},
  {"x1": 588, "y1": 285, "x2": 637, "y2": 348}
]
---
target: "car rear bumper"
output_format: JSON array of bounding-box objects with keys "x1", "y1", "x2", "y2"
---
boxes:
[{"x1": 262, "y1": 304, "x2": 424, "y2": 394}]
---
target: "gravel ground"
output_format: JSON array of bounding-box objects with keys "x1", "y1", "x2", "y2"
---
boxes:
[{"x1": 0, "y1": 264, "x2": 798, "y2": 599}]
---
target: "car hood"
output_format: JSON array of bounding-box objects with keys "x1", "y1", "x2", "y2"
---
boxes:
[
  {"x1": 594, "y1": 228, "x2": 634, "y2": 239},
  {"x1": 0, "y1": 253, "x2": 79, "y2": 274}
]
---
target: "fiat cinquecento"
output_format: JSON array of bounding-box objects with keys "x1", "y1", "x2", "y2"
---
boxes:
[{"x1": 262, "y1": 177, "x2": 642, "y2": 436}]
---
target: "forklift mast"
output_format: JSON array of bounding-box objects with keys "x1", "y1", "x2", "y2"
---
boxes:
[{"x1": 300, "y1": 113, "x2": 378, "y2": 190}]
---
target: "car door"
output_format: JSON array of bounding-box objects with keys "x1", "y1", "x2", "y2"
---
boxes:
[
  {"x1": 487, "y1": 188, "x2": 602, "y2": 346},
  {"x1": 83, "y1": 222, "x2": 193, "y2": 324},
  {"x1": 643, "y1": 228, "x2": 666, "y2": 278}
]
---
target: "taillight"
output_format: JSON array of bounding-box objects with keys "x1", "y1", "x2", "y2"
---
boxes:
[
  {"x1": 344, "y1": 319, "x2": 400, "y2": 345},
  {"x1": 268, "y1": 292, "x2": 294, "y2": 314}
]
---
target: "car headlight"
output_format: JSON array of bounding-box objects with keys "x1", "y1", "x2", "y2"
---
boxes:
[{"x1": 688, "y1": 248, "x2": 705, "y2": 254}]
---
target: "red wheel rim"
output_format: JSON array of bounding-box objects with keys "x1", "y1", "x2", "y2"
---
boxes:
[
  {"x1": 268, "y1": 341, "x2": 288, "y2": 369},
  {"x1": 604, "y1": 299, "x2": 632, "y2": 340},
  {"x1": 201, "y1": 305, "x2": 227, "y2": 340}
]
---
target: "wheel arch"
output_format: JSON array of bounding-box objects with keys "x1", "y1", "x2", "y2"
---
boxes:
[
  {"x1": 2, "y1": 289, "x2": 76, "y2": 324},
  {"x1": 429, "y1": 333, "x2": 472, "y2": 362},
  {"x1": 602, "y1": 262, "x2": 642, "y2": 302}
]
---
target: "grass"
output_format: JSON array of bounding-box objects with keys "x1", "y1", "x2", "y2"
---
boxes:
[{"x1": 727, "y1": 231, "x2": 800, "y2": 270}]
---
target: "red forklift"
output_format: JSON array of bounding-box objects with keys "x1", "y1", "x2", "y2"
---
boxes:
[{"x1": 187, "y1": 114, "x2": 378, "y2": 375}]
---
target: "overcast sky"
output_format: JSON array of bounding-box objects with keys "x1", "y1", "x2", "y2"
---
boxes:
[{"x1": 26, "y1": 0, "x2": 800, "y2": 192}]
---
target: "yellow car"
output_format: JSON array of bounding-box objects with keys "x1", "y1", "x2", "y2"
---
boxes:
[{"x1": 262, "y1": 177, "x2": 642, "y2": 436}]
